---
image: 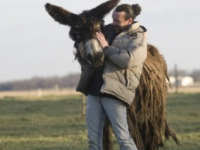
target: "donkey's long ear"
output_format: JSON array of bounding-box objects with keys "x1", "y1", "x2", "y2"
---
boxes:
[
  {"x1": 45, "y1": 3, "x2": 80, "y2": 26},
  {"x1": 89, "y1": 0, "x2": 120, "y2": 19}
]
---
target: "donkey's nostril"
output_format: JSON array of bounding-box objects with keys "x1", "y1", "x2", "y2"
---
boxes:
[
  {"x1": 86, "y1": 53, "x2": 92, "y2": 61},
  {"x1": 97, "y1": 52, "x2": 103, "y2": 58}
]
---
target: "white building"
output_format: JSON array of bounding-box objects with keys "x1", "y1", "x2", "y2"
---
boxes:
[
  {"x1": 181, "y1": 76, "x2": 194, "y2": 87},
  {"x1": 168, "y1": 76, "x2": 194, "y2": 87}
]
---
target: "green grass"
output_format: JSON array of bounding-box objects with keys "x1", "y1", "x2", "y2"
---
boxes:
[
  {"x1": 164, "y1": 93, "x2": 200, "y2": 150},
  {"x1": 0, "y1": 94, "x2": 200, "y2": 150}
]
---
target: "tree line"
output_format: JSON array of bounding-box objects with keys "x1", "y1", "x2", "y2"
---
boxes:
[
  {"x1": 0, "y1": 69, "x2": 200, "y2": 91},
  {"x1": 0, "y1": 73, "x2": 80, "y2": 91}
]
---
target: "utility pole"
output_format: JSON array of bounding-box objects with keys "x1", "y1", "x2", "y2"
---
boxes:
[{"x1": 175, "y1": 64, "x2": 179, "y2": 94}]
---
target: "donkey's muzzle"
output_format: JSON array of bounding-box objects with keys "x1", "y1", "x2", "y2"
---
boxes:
[{"x1": 86, "y1": 52, "x2": 104, "y2": 68}]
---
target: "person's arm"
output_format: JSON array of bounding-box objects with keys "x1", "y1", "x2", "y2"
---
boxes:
[
  {"x1": 96, "y1": 32, "x2": 147, "y2": 69},
  {"x1": 104, "y1": 35, "x2": 147, "y2": 69}
]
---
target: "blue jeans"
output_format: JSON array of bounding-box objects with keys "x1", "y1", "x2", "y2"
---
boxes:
[{"x1": 86, "y1": 95, "x2": 137, "y2": 150}]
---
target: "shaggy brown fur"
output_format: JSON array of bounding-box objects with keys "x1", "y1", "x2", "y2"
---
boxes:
[{"x1": 102, "y1": 44, "x2": 180, "y2": 150}]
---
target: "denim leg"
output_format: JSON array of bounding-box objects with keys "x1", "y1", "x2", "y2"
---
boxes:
[
  {"x1": 86, "y1": 95, "x2": 106, "y2": 150},
  {"x1": 101, "y1": 96, "x2": 138, "y2": 150}
]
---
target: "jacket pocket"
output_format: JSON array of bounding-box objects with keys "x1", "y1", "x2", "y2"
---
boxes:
[{"x1": 125, "y1": 69, "x2": 140, "y2": 91}]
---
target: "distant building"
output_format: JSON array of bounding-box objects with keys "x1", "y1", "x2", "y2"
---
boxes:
[
  {"x1": 181, "y1": 76, "x2": 194, "y2": 87},
  {"x1": 169, "y1": 76, "x2": 194, "y2": 87}
]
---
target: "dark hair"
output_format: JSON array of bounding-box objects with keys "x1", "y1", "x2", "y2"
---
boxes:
[{"x1": 115, "y1": 4, "x2": 142, "y2": 21}]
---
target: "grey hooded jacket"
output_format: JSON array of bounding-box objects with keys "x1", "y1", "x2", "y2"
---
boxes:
[{"x1": 76, "y1": 22, "x2": 147, "y2": 105}]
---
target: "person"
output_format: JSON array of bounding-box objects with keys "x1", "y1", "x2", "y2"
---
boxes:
[{"x1": 77, "y1": 3, "x2": 147, "y2": 150}]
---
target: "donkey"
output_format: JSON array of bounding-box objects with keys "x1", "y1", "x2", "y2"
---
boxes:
[
  {"x1": 45, "y1": 0, "x2": 120, "y2": 67},
  {"x1": 45, "y1": 0, "x2": 179, "y2": 150}
]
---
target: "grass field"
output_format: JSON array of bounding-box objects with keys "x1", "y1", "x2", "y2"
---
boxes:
[{"x1": 0, "y1": 93, "x2": 200, "y2": 150}]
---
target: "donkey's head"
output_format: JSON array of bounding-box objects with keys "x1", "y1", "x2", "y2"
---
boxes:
[{"x1": 45, "y1": 0, "x2": 120, "y2": 67}]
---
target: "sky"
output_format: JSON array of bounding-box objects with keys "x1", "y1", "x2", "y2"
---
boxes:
[{"x1": 0, "y1": 0, "x2": 200, "y2": 82}]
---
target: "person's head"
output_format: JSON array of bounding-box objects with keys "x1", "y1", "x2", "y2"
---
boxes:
[{"x1": 112, "y1": 4, "x2": 141, "y2": 29}]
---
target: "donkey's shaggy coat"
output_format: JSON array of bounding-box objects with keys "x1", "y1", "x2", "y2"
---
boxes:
[{"x1": 45, "y1": 0, "x2": 179, "y2": 149}]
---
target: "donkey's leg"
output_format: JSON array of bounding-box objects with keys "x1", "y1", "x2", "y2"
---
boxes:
[{"x1": 103, "y1": 117, "x2": 113, "y2": 150}]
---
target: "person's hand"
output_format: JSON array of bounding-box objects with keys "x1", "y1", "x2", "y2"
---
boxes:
[
  {"x1": 96, "y1": 32, "x2": 108, "y2": 48},
  {"x1": 78, "y1": 42, "x2": 86, "y2": 59}
]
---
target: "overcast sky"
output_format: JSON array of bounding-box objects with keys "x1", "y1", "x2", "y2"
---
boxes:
[{"x1": 0, "y1": 0, "x2": 200, "y2": 82}]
